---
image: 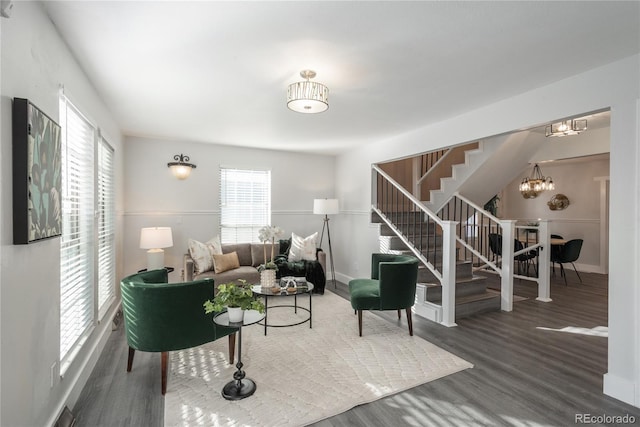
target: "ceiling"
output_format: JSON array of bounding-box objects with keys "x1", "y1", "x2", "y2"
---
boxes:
[{"x1": 42, "y1": 1, "x2": 640, "y2": 155}]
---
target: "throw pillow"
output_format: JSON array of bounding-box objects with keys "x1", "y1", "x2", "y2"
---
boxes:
[
  {"x1": 213, "y1": 251, "x2": 240, "y2": 274},
  {"x1": 288, "y1": 232, "x2": 318, "y2": 262},
  {"x1": 188, "y1": 236, "x2": 223, "y2": 275},
  {"x1": 207, "y1": 235, "x2": 223, "y2": 255}
]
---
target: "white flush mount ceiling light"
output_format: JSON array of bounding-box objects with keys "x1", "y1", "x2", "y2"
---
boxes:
[
  {"x1": 545, "y1": 119, "x2": 587, "y2": 137},
  {"x1": 287, "y1": 70, "x2": 329, "y2": 114}
]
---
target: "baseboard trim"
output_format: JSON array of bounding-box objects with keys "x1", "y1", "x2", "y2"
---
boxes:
[{"x1": 603, "y1": 372, "x2": 638, "y2": 407}]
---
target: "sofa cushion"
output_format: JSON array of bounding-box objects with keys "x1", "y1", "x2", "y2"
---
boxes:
[
  {"x1": 188, "y1": 237, "x2": 222, "y2": 275},
  {"x1": 288, "y1": 232, "x2": 318, "y2": 262},
  {"x1": 221, "y1": 243, "x2": 252, "y2": 266},
  {"x1": 251, "y1": 243, "x2": 280, "y2": 267},
  {"x1": 197, "y1": 266, "x2": 260, "y2": 287},
  {"x1": 213, "y1": 251, "x2": 240, "y2": 274}
]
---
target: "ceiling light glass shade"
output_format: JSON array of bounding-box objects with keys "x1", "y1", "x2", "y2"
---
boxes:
[
  {"x1": 545, "y1": 119, "x2": 587, "y2": 137},
  {"x1": 313, "y1": 198, "x2": 339, "y2": 215},
  {"x1": 519, "y1": 164, "x2": 554, "y2": 199},
  {"x1": 287, "y1": 70, "x2": 329, "y2": 114},
  {"x1": 167, "y1": 153, "x2": 196, "y2": 180}
]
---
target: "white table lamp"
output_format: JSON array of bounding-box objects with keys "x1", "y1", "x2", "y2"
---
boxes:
[
  {"x1": 313, "y1": 199, "x2": 339, "y2": 288},
  {"x1": 140, "y1": 227, "x2": 173, "y2": 271}
]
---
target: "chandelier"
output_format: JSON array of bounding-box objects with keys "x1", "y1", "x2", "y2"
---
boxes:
[
  {"x1": 287, "y1": 70, "x2": 329, "y2": 114},
  {"x1": 545, "y1": 119, "x2": 587, "y2": 137},
  {"x1": 519, "y1": 163, "x2": 554, "y2": 199}
]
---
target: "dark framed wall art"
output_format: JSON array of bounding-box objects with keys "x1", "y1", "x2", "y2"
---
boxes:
[{"x1": 12, "y1": 98, "x2": 62, "y2": 244}]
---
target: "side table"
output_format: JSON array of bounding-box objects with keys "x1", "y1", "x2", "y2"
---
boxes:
[
  {"x1": 213, "y1": 309, "x2": 264, "y2": 400},
  {"x1": 137, "y1": 266, "x2": 174, "y2": 273}
]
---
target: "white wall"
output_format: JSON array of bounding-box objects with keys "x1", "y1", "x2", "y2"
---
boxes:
[
  {"x1": 502, "y1": 158, "x2": 610, "y2": 272},
  {"x1": 123, "y1": 137, "x2": 335, "y2": 282},
  {"x1": 334, "y1": 55, "x2": 640, "y2": 407},
  {"x1": 0, "y1": 3, "x2": 124, "y2": 426}
]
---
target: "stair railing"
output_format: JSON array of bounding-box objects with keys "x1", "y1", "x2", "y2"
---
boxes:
[
  {"x1": 416, "y1": 148, "x2": 451, "y2": 186},
  {"x1": 438, "y1": 192, "x2": 552, "y2": 310},
  {"x1": 437, "y1": 192, "x2": 502, "y2": 273},
  {"x1": 372, "y1": 165, "x2": 458, "y2": 326}
]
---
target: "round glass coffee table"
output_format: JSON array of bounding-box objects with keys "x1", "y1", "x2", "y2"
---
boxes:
[
  {"x1": 251, "y1": 282, "x2": 314, "y2": 336},
  {"x1": 213, "y1": 309, "x2": 265, "y2": 400}
]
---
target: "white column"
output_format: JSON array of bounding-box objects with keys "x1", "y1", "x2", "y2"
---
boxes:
[
  {"x1": 500, "y1": 220, "x2": 516, "y2": 312},
  {"x1": 441, "y1": 220, "x2": 458, "y2": 327},
  {"x1": 536, "y1": 220, "x2": 552, "y2": 302}
]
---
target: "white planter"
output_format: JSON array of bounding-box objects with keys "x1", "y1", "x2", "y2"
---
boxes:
[
  {"x1": 260, "y1": 269, "x2": 277, "y2": 289},
  {"x1": 227, "y1": 306, "x2": 244, "y2": 323}
]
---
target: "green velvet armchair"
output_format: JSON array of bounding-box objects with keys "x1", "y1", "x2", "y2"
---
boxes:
[
  {"x1": 120, "y1": 269, "x2": 238, "y2": 394},
  {"x1": 348, "y1": 253, "x2": 419, "y2": 336}
]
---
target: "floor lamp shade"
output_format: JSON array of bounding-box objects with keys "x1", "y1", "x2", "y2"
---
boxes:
[
  {"x1": 313, "y1": 199, "x2": 339, "y2": 215},
  {"x1": 140, "y1": 227, "x2": 173, "y2": 271}
]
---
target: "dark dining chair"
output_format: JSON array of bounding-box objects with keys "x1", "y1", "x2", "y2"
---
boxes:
[
  {"x1": 551, "y1": 238, "x2": 583, "y2": 285},
  {"x1": 550, "y1": 234, "x2": 564, "y2": 273},
  {"x1": 488, "y1": 233, "x2": 537, "y2": 275}
]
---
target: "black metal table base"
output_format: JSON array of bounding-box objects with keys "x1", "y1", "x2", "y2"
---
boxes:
[{"x1": 222, "y1": 378, "x2": 257, "y2": 400}]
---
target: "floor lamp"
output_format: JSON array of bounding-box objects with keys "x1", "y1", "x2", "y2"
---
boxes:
[{"x1": 313, "y1": 199, "x2": 338, "y2": 288}]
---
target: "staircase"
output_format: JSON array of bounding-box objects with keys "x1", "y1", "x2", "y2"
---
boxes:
[{"x1": 373, "y1": 213, "x2": 500, "y2": 320}]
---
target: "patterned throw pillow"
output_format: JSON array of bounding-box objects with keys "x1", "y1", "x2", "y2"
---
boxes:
[
  {"x1": 188, "y1": 236, "x2": 222, "y2": 275},
  {"x1": 288, "y1": 232, "x2": 318, "y2": 262}
]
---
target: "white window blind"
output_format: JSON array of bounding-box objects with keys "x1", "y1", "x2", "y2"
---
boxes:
[
  {"x1": 97, "y1": 137, "x2": 115, "y2": 318},
  {"x1": 59, "y1": 97, "x2": 95, "y2": 363},
  {"x1": 220, "y1": 168, "x2": 271, "y2": 243}
]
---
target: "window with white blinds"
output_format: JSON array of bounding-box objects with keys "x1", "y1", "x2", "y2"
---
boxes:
[
  {"x1": 59, "y1": 97, "x2": 95, "y2": 364},
  {"x1": 97, "y1": 137, "x2": 115, "y2": 317},
  {"x1": 59, "y1": 95, "x2": 116, "y2": 369},
  {"x1": 220, "y1": 168, "x2": 271, "y2": 243}
]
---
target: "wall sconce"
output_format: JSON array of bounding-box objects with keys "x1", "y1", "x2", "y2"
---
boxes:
[{"x1": 167, "y1": 154, "x2": 196, "y2": 180}]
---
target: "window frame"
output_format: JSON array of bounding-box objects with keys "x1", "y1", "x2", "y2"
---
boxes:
[{"x1": 219, "y1": 167, "x2": 271, "y2": 244}]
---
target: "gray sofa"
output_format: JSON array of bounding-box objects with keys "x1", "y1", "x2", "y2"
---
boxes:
[{"x1": 183, "y1": 242, "x2": 326, "y2": 289}]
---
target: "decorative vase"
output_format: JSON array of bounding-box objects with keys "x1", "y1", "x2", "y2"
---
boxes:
[
  {"x1": 261, "y1": 269, "x2": 276, "y2": 289},
  {"x1": 227, "y1": 306, "x2": 244, "y2": 323}
]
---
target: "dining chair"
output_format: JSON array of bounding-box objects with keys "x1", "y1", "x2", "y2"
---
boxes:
[
  {"x1": 488, "y1": 233, "x2": 537, "y2": 276},
  {"x1": 550, "y1": 234, "x2": 564, "y2": 274},
  {"x1": 552, "y1": 238, "x2": 583, "y2": 285}
]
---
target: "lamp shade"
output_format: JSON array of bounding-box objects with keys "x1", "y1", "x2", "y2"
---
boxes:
[
  {"x1": 140, "y1": 227, "x2": 173, "y2": 249},
  {"x1": 313, "y1": 199, "x2": 339, "y2": 215}
]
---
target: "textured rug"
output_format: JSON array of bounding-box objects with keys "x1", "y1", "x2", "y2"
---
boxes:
[{"x1": 164, "y1": 291, "x2": 473, "y2": 427}]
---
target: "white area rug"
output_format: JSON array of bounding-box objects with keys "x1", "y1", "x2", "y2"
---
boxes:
[{"x1": 164, "y1": 291, "x2": 473, "y2": 427}]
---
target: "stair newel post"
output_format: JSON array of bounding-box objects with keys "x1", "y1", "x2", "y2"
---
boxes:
[
  {"x1": 371, "y1": 166, "x2": 378, "y2": 210},
  {"x1": 536, "y1": 220, "x2": 552, "y2": 302},
  {"x1": 500, "y1": 220, "x2": 516, "y2": 312},
  {"x1": 441, "y1": 220, "x2": 458, "y2": 327}
]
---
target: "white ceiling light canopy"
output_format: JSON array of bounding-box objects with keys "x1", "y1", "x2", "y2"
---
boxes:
[
  {"x1": 545, "y1": 119, "x2": 587, "y2": 137},
  {"x1": 287, "y1": 70, "x2": 329, "y2": 114}
]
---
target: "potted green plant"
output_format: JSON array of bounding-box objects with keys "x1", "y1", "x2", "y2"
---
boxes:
[{"x1": 203, "y1": 279, "x2": 265, "y2": 323}]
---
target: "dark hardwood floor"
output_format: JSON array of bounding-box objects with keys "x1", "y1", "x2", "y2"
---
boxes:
[{"x1": 73, "y1": 271, "x2": 640, "y2": 426}]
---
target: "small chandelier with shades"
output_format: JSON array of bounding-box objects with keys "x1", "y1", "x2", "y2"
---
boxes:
[
  {"x1": 287, "y1": 70, "x2": 329, "y2": 114},
  {"x1": 519, "y1": 163, "x2": 554, "y2": 199},
  {"x1": 545, "y1": 119, "x2": 587, "y2": 137}
]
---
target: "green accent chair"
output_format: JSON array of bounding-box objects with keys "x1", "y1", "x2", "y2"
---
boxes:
[
  {"x1": 348, "y1": 254, "x2": 419, "y2": 337},
  {"x1": 120, "y1": 269, "x2": 238, "y2": 394}
]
